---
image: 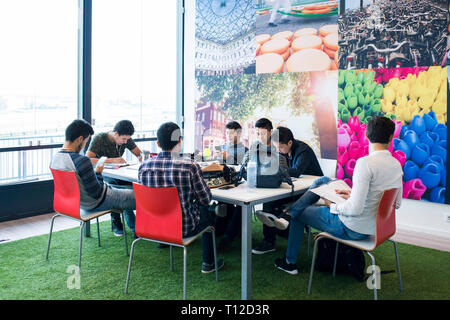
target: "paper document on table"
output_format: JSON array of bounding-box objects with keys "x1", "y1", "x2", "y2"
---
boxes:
[
  {"x1": 104, "y1": 163, "x2": 130, "y2": 169},
  {"x1": 310, "y1": 179, "x2": 351, "y2": 204}
]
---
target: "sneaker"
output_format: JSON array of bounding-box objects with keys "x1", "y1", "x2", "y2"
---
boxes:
[
  {"x1": 157, "y1": 243, "x2": 170, "y2": 248},
  {"x1": 268, "y1": 22, "x2": 277, "y2": 27},
  {"x1": 274, "y1": 256, "x2": 298, "y2": 275},
  {"x1": 111, "y1": 218, "x2": 124, "y2": 237},
  {"x1": 201, "y1": 258, "x2": 224, "y2": 274},
  {"x1": 273, "y1": 212, "x2": 291, "y2": 230},
  {"x1": 256, "y1": 210, "x2": 290, "y2": 230},
  {"x1": 255, "y1": 210, "x2": 277, "y2": 228},
  {"x1": 217, "y1": 236, "x2": 233, "y2": 253},
  {"x1": 251, "y1": 240, "x2": 275, "y2": 254}
]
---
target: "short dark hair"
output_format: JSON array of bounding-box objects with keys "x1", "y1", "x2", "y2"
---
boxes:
[
  {"x1": 366, "y1": 116, "x2": 395, "y2": 144},
  {"x1": 225, "y1": 121, "x2": 242, "y2": 131},
  {"x1": 157, "y1": 122, "x2": 181, "y2": 151},
  {"x1": 65, "y1": 119, "x2": 94, "y2": 142},
  {"x1": 255, "y1": 118, "x2": 273, "y2": 130},
  {"x1": 272, "y1": 126, "x2": 294, "y2": 145},
  {"x1": 113, "y1": 120, "x2": 135, "y2": 136}
]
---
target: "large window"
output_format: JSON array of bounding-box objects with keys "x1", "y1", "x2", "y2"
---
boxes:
[
  {"x1": 92, "y1": 0, "x2": 178, "y2": 138},
  {"x1": 0, "y1": 0, "x2": 78, "y2": 146},
  {"x1": 0, "y1": 0, "x2": 78, "y2": 182}
]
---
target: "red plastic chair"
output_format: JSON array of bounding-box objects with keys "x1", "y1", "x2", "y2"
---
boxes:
[
  {"x1": 307, "y1": 188, "x2": 403, "y2": 300},
  {"x1": 125, "y1": 183, "x2": 219, "y2": 299},
  {"x1": 46, "y1": 169, "x2": 129, "y2": 270}
]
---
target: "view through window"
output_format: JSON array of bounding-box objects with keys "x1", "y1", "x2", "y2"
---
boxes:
[
  {"x1": 91, "y1": 0, "x2": 177, "y2": 139},
  {"x1": 0, "y1": 0, "x2": 78, "y2": 182}
]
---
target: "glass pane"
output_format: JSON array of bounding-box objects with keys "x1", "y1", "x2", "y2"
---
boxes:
[
  {"x1": 92, "y1": 0, "x2": 177, "y2": 138},
  {"x1": 0, "y1": 0, "x2": 78, "y2": 182}
]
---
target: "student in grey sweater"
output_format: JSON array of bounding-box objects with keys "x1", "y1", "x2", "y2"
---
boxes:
[{"x1": 50, "y1": 120, "x2": 136, "y2": 237}]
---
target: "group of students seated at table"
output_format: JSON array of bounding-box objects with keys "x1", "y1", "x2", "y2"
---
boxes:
[{"x1": 50, "y1": 116, "x2": 402, "y2": 275}]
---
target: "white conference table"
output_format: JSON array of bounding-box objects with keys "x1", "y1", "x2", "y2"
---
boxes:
[{"x1": 101, "y1": 163, "x2": 318, "y2": 300}]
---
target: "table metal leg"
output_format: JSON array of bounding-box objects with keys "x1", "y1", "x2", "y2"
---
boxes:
[{"x1": 241, "y1": 204, "x2": 252, "y2": 300}]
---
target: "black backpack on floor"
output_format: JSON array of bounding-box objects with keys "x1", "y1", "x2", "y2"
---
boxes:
[{"x1": 314, "y1": 238, "x2": 366, "y2": 282}]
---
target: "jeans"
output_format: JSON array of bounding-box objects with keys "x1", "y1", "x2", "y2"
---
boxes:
[
  {"x1": 92, "y1": 186, "x2": 136, "y2": 233},
  {"x1": 184, "y1": 205, "x2": 217, "y2": 264},
  {"x1": 102, "y1": 177, "x2": 136, "y2": 232},
  {"x1": 285, "y1": 176, "x2": 369, "y2": 264}
]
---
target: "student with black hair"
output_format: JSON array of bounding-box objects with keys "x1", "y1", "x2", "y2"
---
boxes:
[
  {"x1": 138, "y1": 122, "x2": 225, "y2": 274},
  {"x1": 50, "y1": 119, "x2": 136, "y2": 236},
  {"x1": 213, "y1": 121, "x2": 248, "y2": 165},
  {"x1": 86, "y1": 120, "x2": 142, "y2": 165},
  {"x1": 86, "y1": 120, "x2": 141, "y2": 236},
  {"x1": 272, "y1": 116, "x2": 403, "y2": 275},
  {"x1": 252, "y1": 125, "x2": 323, "y2": 254}
]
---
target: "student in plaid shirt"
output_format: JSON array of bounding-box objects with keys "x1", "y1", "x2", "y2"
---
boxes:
[{"x1": 138, "y1": 122, "x2": 224, "y2": 273}]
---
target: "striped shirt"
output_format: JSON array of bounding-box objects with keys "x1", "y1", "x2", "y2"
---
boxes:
[
  {"x1": 50, "y1": 151, "x2": 107, "y2": 210},
  {"x1": 138, "y1": 152, "x2": 211, "y2": 237}
]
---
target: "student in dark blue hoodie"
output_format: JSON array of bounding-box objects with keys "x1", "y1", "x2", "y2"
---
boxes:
[{"x1": 252, "y1": 126, "x2": 323, "y2": 255}]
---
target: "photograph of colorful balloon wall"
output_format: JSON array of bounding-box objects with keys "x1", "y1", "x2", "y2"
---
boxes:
[
  {"x1": 255, "y1": 0, "x2": 338, "y2": 73},
  {"x1": 195, "y1": 71, "x2": 337, "y2": 160},
  {"x1": 195, "y1": 0, "x2": 255, "y2": 75},
  {"x1": 337, "y1": 66, "x2": 448, "y2": 203}
]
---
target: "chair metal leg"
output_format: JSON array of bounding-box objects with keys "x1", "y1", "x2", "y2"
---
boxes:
[
  {"x1": 212, "y1": 229, "x2": 218, "y2": 281},
  {"x1": 183, "y1": 246, "x2": 187, "y2": 300},
  {"x1": 45, "y1": 214, "x2": 59, "y2": 260},
  {"x1": 366, "y1": 251, "x2": 377, "y2": 300},
  {"x1": 96, "y1": 218, "x2": 101, "y2": 247},
  {"x1": 124, "y1": 238, "x2": 140, "y2": 294},
  {"x1": 307, "y1": 237, "x2": 322, "y2": 295},
  {"x1": 307, "y1": 226, "x2": 311, "y2": 256},
  {"x1": 121, "y1": 212, "x2": 129, "y2": 256},
  {"x1": 391, "y1": 240, "x2": 403, "y2": 292},
  {"x1": 78, "y1": 222, "x2": 85, "y2": 271},
  {"x1": 170, "y1": 245, "x2": 174, "y2": 271},
  {"x1": 332, "y1": 242, "x2": 339, "y2": 277}
]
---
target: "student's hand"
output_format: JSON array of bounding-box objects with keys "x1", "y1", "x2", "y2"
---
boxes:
[
  {"x1": 109, "y1": 157, "x2": 126, "y2": 164},
  {"x1": 323, "y1": 199, "x2": 333, "y2": 208},
  {"x1": 138, "y1": 153, "x2": 143, "y2": 162},
  {"x1": 95, "y1": 162, "x2": 104, "y2": 174},
  {"x1": 335, "y1": 189, "x2": 351, "y2": 200}
]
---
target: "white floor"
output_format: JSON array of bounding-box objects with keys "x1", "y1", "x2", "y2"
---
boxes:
[{"x1": 0, "y1": 213, "x2": 112, "y2": 244}]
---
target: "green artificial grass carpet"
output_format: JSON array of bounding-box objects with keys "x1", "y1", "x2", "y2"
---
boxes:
[{"x1": 0, "y1": 219, "x2": 449, "y2": 300}]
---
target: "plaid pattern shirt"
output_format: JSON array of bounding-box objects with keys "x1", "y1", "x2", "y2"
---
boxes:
[{"x1": 138, "y1": 152, "x2": 212, "y2": 237}]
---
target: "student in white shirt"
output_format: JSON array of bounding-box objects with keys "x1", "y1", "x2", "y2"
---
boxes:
[{"x1": 270, "y1": 116, "x2": 403, "y2": 275}]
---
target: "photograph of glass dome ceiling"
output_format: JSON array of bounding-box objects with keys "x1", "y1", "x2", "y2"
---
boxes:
[{"x1": 195, "y1": 0, "x2": 256, "y2": 75}]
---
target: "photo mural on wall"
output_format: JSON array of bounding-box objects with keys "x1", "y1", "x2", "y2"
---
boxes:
[
  {"x1": 337, "y1": 66, "x2": 448, "y2": 203},
  {"x1": 256, "y1": 0, "x2": 339, "y2": 73},
  {"x1": 194, "y1": 71, "x2": 337, "y2": 160},
  {"x1": 195, "y1": 0, "x2": 255, "y2": 75},
  {"x1": 193, "y1": 0, "x2": 449, "y2": 204}
]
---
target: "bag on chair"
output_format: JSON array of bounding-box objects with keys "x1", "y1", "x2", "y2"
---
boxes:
[{"x1": 314, "y1": 238, "x2": 366, "y2": 282}]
